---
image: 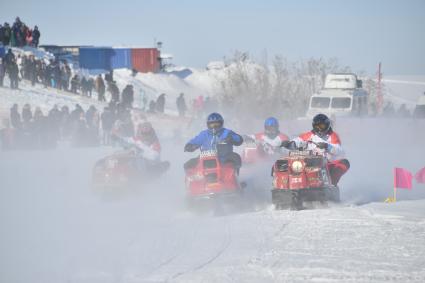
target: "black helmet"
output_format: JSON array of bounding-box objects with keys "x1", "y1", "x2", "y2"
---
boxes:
[{"x1": 312, "y1": 114, "x2": 331, "y2": 136}]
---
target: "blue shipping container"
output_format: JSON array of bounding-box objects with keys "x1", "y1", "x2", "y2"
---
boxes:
[
  {"x1": 79, "y1": 47, "x2": 113, "y2": 70},
  {"x1": 111, "y1": 48, "x2": 132, "y2": 69}
]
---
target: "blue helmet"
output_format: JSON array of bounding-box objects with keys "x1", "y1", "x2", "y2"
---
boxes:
[
  {"x1": 207, "y1": 112, "x2": 224, "y2": 131},
  {"x1": 264, "y1": 117, "x2": 279, "y2": 139}
]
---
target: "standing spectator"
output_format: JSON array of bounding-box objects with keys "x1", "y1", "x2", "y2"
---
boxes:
[
  {"x1": 60, "y1": 65, "x2": 69, "y2": 91},
  {"x1": 0, "y1": 118, "x2": 16, "y2": 150},
  {"x1": 0, "y1": 58, "x2": 5, "y2": 87},
  {"x1": 31, "y1": 107, "x2": 48, "y2": 149},
  {"x1": 10, "y1": 104, "x2": 22, "y2": 129},
  {"x1": 2, "y1": 23, "x2": 11, "y2": 46},
  {"x1": 0, "y1": 24, "x2": 4, "y2": 44},
  {"x1": 25, "y1": 27, "x2": 32, "y2": 46},
  {"x1": 22, "y1": 103, "x2": 33, "y2": 125},
  {"x1": 70, "y1": 74, "x2": 80, "y2": 93},
  {"x1": 4, "y1": 49, "x2": 15, "y2": 67},
  {"x1": 176, "y1": 93, "x2": 187, "y2": 117},
  {"x1": 12, "y1": 17, "x2": 24, "y2": 47},
  {"x1": 28, "y1": 56, "x2": 37, "y2": 86},
  {"x1": 95, "y1": 75, "x2": 106, "y2": 101},
  {"x1": 1, "y1": 23, "x2": 11, "y2": 45},
  {"x1": 47, "y1": 105, "x2": 61, "y2": 147},
  {"x1": 101, "y1": 106, "x2": 115, "y2": 145},
  {"x1": 148, "y1": 100, "x2": 156, "y2": 113},
  {"x1": 60, "y1": 105, "x2": 72, "y2": 139},
  {"x1": 81, "y1": 77, "x2": 88, "y2": 96},
  {"x1": 155, "y1": 93, "x2": 166, "y2": 113},
  {"x1": 32, "y1": 25, "x2": 40, "y2": 47},
  {"x1": 8, "y1": 59, "x2": 19, "y2": 89},
  {"x1": 87, "y1": 78, "x2": 94, "y2": 98},
  {"x1": 52, "y1": 60, "x2": 61, "y2": 89},
  {"x1": 193, "y1": 95, "x2": 204, "y2": 117},
  {"x1": 70, "y1": 104, "x2": 84, "y2": 123},
  {"x1": 41, "y1": 62, "x2": 50, "y2": 87},
  {"x1": 121, "y1": 84, "x2": 134, "y2": 108},
  {"x1": 107, "y1": 81, "x2": 120, "y2": 103}
]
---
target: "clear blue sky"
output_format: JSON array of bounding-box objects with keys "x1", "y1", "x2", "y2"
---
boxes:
[{"x1": 1, "y1": 0, "x2": 424, "y2": 75}]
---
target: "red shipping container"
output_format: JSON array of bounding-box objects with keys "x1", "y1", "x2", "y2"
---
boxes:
[{"x1": 131, "y1": 48, "x2": 160, "y2": 73}]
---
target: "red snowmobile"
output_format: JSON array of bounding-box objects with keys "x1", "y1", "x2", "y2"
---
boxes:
[
  {"x1": 185, "y1": 150, "x2": 245, "y2": 212},
  {"x1": 272, "y1": 141, "x2": 340, "y2": 210},
  {"x1": 92, "y1": 149, "x2": 169, "y2": 190}
]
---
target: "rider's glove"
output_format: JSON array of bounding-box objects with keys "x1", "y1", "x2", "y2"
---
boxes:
[
  {"x1": 184, "y1": 143, "x2": 198, "y2": 152},
  {"x1": 243, "y1": 135, "x2": 255, "y2": 143},
  {"x1": 280, "y1": 140, "x2": 295, "y2": 149},
  {"x1": 316, "y1": 142, "x2": 329, "y2": 150}
]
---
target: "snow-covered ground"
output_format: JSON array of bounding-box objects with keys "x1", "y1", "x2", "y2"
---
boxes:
[
  {"x1": 1, "y1": 53, "x2": 425, "y2": 282},
  {"x1": 0, "y1": 116, "x2": 425, "y2": 282}
]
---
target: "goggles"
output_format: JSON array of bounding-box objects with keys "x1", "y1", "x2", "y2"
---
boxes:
[
  {"x1": 207, "y1": 121, "x2": 223, "y2": 130},
  {"x1": 313, "y1": 122, "x2": 328, "y2": 132}
]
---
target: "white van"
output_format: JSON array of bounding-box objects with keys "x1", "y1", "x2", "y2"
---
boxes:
[{"x1": 307, "y1": 73, "x2": 368, "y2": 118}]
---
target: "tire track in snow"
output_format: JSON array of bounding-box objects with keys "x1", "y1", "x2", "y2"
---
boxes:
[{"x1": 170, "y1": 222, "x2": 232, "y2": 280}]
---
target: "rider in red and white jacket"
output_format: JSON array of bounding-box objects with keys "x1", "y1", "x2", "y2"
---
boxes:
[
  {"x1": 124, "y1": 122, "x2": 161, "y2": 161},
  {"x1": 246, "y1": 117, "x2": 289, "y2": 155},
  {"x1": 283, "y1": 114, "x2": 350, "y2": 185}
]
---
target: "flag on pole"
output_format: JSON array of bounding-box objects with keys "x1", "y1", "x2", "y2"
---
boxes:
[
  {"x1": 415, "y1": 167, "x2": 425, "y2": 183},
  {"x1": 394, "y1": 167, "x2": 413, "y2": 189}
]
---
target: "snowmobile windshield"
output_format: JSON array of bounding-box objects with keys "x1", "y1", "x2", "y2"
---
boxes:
[
  {"x1": 331, "y1": 97, "x2": 351, "y2": 109},
  {"x1": 311, "y1": 97, "x2": 330, "y2": 108}
]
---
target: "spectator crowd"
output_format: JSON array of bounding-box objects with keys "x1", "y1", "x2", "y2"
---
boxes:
[
  {"x1": 0, "y1": 101, "x2": 138, "y2": 150},
  {"x1": 0, "y1": 17, "x2": 40, "y2": 48}
]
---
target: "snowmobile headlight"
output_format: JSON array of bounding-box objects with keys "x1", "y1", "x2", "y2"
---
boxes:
[{"x1": 291, "y1": 160, "x2": 304, "y2": 173}]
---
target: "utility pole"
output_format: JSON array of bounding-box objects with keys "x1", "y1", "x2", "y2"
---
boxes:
[{"x1": 377, "y1": 62, "x2": 383, "y2": 114}]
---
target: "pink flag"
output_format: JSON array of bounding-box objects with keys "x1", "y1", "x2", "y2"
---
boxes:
[
  {"x1": 415, "y1": 167, "x2": 425, "y2": 184},
  {"x1": 394, "y1": 167, "x2": 413, "y2": 189}
]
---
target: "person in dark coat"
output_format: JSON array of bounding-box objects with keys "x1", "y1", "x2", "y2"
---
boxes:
[
  {"x1": 87, "y1": 78, "x2": 94, "y2": 98},
  {"x1": 27, "y1": 56, "x2": 37, "y2": 86},
  {"x1": 32, "y1": 25, "x2": 40, "y2": 47},
  {"x1": 80, "y1": 77, "x2": 88, "y2": 96},
  {"x1": 8, "y1": 59, "x2": 19, "y2": 89},
  {"x1": 155, "y1": 93, "x2": 166, "y2": 113},
  {"x1": 4, "y1": 49, "x2": 15, "y2": 67},
  {"x1": 148, "y1": 100, "x2": 156, "y2": 113},
  {"x1": 176, "y1": 93, "x2": 187, "y2": 117},
  {"x1": 0, "y1": 24, "x2": 4, "y2": 46},
  {"x1": 1, "y1": 23, "x2": 11, "y2": 46},
  {"x1": 22, "y1": 103, "x2": 33, "y2": 125},
  {"x1": 101, "y1": 106, "x2": 115, "y2": 145},
  {"x1": 10, "y1": 104, "x2": 22, "y2": 129},
  {"x1": 121, "y1": 84, "x2": 134, "y2": 108},
  {"x1": 0, "y1": 58, "x2": 5, "y2": 87},
  {"x1": 70, "y1": 75, "x2": 80, "y2": 94},
  {"x1": 108, "y1": 81, "x2": 120, "y2": 103}
]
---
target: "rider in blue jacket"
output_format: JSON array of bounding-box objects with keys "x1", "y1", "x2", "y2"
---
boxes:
[{"x1": 184, "y1": 112, "x2": 243, "y2": 171}]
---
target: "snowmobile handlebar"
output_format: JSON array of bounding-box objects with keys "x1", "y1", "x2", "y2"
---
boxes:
[{"x1": 281, "y1": 140, "x2": 328, "y2": 151}]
